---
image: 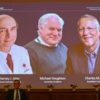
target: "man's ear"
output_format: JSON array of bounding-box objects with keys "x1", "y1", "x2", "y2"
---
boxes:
[
  {"x1": 37, "y1": 25, "x2": 43, "y2": 36},
  {"x1": 98, "y1": 27, "x2": 100, "y2": 36},
  {"x1": 38, "y1": 24, "x2": 43, "y2": 30}
]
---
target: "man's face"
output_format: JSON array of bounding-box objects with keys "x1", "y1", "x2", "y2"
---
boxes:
[
  {"x1": 38, "y1": 18, "x2": 63, "y2": 47},
  {"x1": 78, "y1": 18, "x2": 100, "y2": 48},
  {"x1": 13, "y1": 80, "x2": 20, "y2": 89},
  {"x1": 0, "y1": 17, "x2": 17, "y2": 49}
]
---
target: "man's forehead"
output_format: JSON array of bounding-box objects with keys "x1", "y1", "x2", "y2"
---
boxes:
[
  {"x1": 0, "y1": 16, "x2": 16, "y2": 24},
  {"x1": 0, "y1": 19, "x2": 17, "y2": 28},
  {"x1": 80, "y1": 18, "x2": 97, "y2": 23},
  {"x1": 79, "y1": 18, "x2": 99, "y2": 26}
]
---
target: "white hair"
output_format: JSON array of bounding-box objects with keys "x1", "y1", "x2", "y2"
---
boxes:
[
  {"x1": 77, "y1": 14, "x2": 100, "y2": 28},
  {"x1": 38, "y1": 13, "x2": 64, "y2": 27}
]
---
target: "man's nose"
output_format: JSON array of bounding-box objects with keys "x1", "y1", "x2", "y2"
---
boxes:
[
  {"x1": 6, "y1": 29, "x2": 11, "y2": 38},
  {"x1": 83, "y1": 28, "x2": 89, "y2": 35},
  {"x1": 53, "y1": 29, "x2": 58, "y2": 35}
]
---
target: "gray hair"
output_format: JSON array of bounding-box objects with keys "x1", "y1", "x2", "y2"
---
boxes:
[
  {"x1": 0, "y1": 14, "x2": 18, "y2": 26},
  {"x1": 77, "y1": 14, "x2": 100, "y2": 28},
  {"x1": 38, "y1": 13, "x2": 64, "y2": 28}
]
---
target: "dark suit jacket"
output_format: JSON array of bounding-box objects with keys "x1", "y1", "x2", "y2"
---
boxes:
[
  {"x1": 65, "y1": 44, "x2": 100, "y2": 75},
  {"x1": 6, "y1": 89, "x2": 28, "y2": 100}
]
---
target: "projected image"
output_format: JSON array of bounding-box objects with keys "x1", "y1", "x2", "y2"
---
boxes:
[
  {"x1": 65, "y1": 14, "x2": 100, "y2": 75},
  {"x1": 0, "y1": 14, "x2": 33, "y2": 74},
  {"x1": 0, "y1": 4, "x2": 100, "y2": 75},
  {"x1": 25, "y1": 13, "x2": 67, "y2": 74}
]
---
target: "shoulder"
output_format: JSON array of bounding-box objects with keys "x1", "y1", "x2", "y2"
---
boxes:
[
  {"x1": 58, "y1": 42, "x2": 68, "y2": 50},
  {"x1": 69, "y1": 43, "x2": 83, "y2": 50},
  {"x1": 68, "y1": 44, "x2": 84, "y2": 54},
  {"x1": 11, "y1": 44, "x2": 29, "y2": 56},
  {"x1": 7, "y1": 89, "x2": 14, "y2": 93},
  {"x1": 25, "y1": 41, "x2": 48, "y2": 53},
  {"x1": 25, "y1": 40, "x2": 35, "y2": 48},
  {"x1": 20, "y1": 88, "x2": 24, "y2": 90},
  {"x1": 12, "y1": 44, "x2": 28, "y2": 52},
  {"x1": 19, "y1": 89, "x2": 26, "y2": 93}
]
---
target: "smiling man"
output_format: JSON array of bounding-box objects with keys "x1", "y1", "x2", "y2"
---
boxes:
[
  {"x1": 25, "y1": 13, "x2": 67, "y2": 74},
  {"x1": 65, "y1": 14, "x2": 100, "y2": 75},
  {"x1": 0, "y1": 14, "x2": 33, "y2": 74}
]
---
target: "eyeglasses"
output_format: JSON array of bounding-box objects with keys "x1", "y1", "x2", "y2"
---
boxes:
[{"x1": 78, "y1": 27, "x2": 97, "y2": 32}]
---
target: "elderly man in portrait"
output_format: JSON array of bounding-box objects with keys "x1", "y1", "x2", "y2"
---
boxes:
[
  {"x1": 0, "y1": 14, "x2": 33, "y2": 74},
  {"x1": 65, "y1": 14, "x2": 100, "y2": 75},
  {"x1": 25, "y1": 13, "x2": 67, "y2": 74}
]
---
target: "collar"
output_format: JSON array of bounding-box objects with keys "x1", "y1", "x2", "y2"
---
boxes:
[
  {"x1": 34, "y1": 36, "x2": 58, "y2": 47},
  {"x1": 85, "y1": 40, "x2": 100, "y2": 56},
  {"x1": 0, "y1": 45, "x2": 13, "y2": 59}
]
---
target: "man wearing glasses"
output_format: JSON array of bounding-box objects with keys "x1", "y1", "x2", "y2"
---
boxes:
[{"x1": 65, "y1": 14, "x2": 100, "y2": 75}]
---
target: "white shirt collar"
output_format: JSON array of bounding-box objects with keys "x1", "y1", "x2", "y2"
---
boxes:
[
  {"x1": 34, "y1": 36, "x2": 58, "y2": 47},
  {"x1": 85, "y1": 40, "x2": 100, "y2": 56}
]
